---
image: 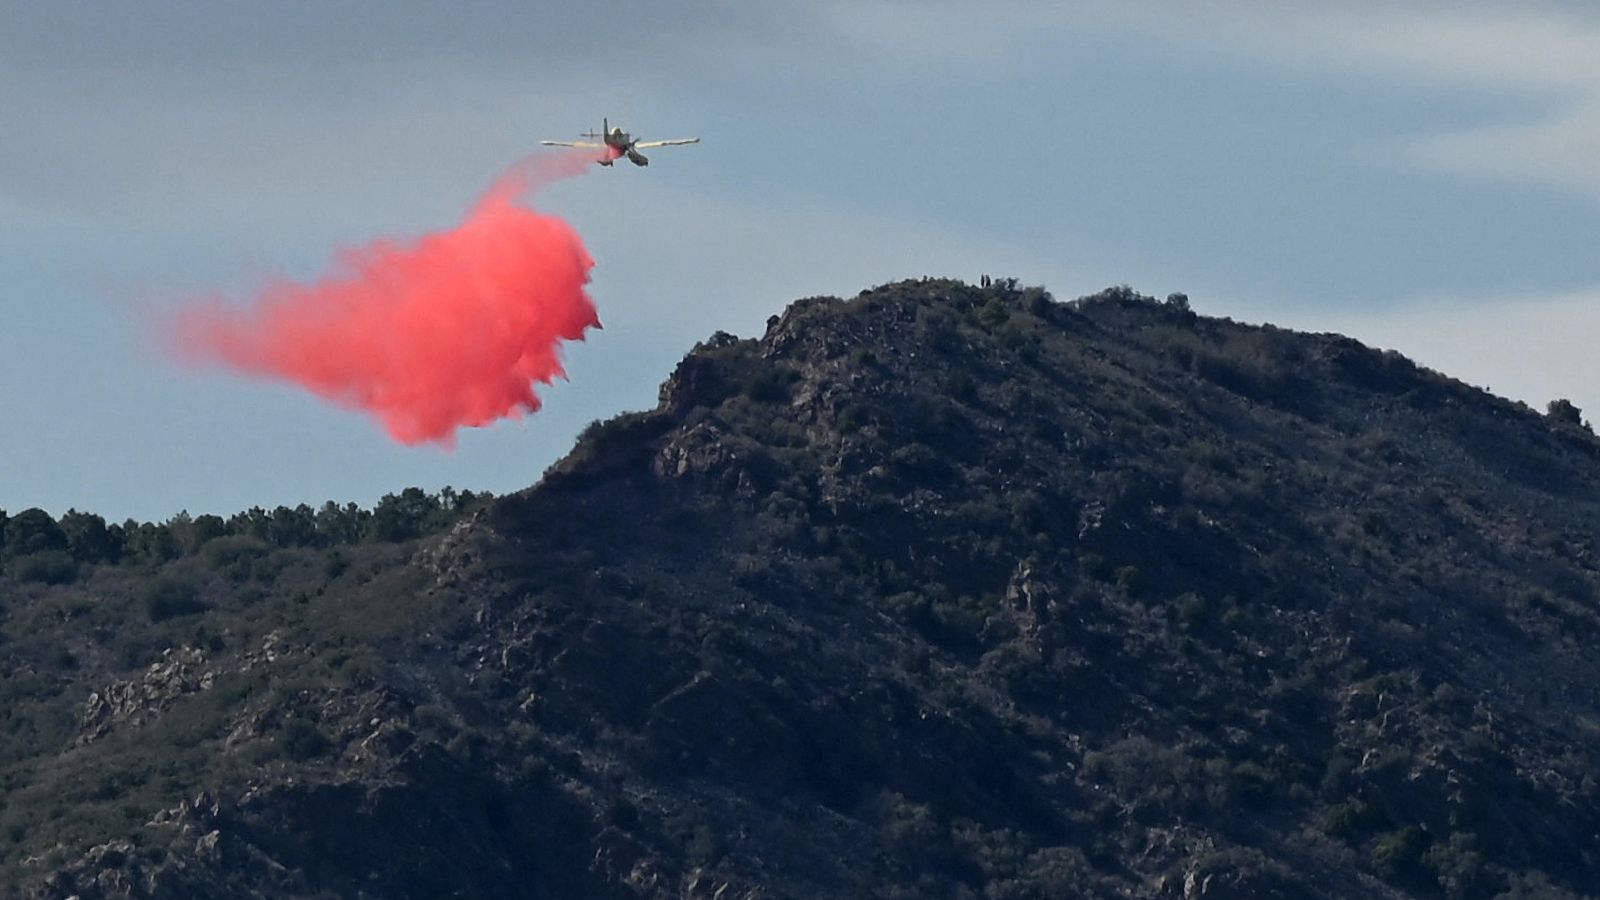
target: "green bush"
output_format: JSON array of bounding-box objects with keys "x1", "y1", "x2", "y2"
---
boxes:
[
  {"x1": 201, "y1": 535, "x2": 271, "y2": 568},
  {"x1": 1175, "y1": 593, "x2": 1210, "y2": 628},
  {"x1": 1321, "y1": 799, "x2": 1380, "y2": 838},
  {"x1": 1115, "y1": 566, "x2": 1143, "y2": 595},
  {"x1": 142, "y1": 576, "x2": 208, "y2": 621},
  {"x1": 1423, "y1": 833, "x2": 1486, "y2": 900},
  {"x1": 1372, "y1": 825, "x2": 1429, "y2": 882},
  {"x1": 11, "y1": 551, "x2": 78, "y2": 585},
  {"x1": 279, "y1": 719, "x2": 332, "y2": 761},
  {"x1": 744, "y1": 367, "x2": 800, "y2": 403}
]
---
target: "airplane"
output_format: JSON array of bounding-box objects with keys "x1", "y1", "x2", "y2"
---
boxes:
[{"x1": 540, "y1": 118, "x2": 700, "y2": 167}]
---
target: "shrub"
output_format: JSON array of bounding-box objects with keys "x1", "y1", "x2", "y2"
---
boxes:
[
  {"x1": 849, "y1": 347, "x2": 878, "y2": 368},
  {"x1": 744, "y1": 367, "x2": 800, "y2": 404},
  {"x1": 1115, "y1": 566, "x2": 1143, "y2": 595},
  {"x1": 1547, "y1": 398, "x2": 1584, "y2": 427},
  {"x1": 1175, "y1": 593, "x2": 1210, "y2": 628},
  {"x1": 1423, "y1": 833, "x2": 1486, "y2": 900},
  {"x1": 931, "y1": 595, "x2": 994, "y2": 642},
  {"x1": 279, "y1": 719, "x2": 332, "y2": 761},
  {"x1": 1372, "y1": 825, "x2": 1429, "y2": 882},
  {"x1": 11, "y1": 551, "x2": 78, "y2": 585},
  {"x1": 838, "y1": 405, "x2": 869, "y2": 433},
  {"x1": 201, "y1": 535, "x2": 273, "y2": 583},
  {"x1": 201, "y1": 535, "x2": 271, "y2": 569},
  {"x1": 606, "y1": 797, "x2": 641, "y2": 830},
  {"x1": 142, "y1": 576, "x2": 208, "y2": 621},
  {"x1": 947, "y1": 372, "x2": 978, "y2": 402},
  {"x1": 1321, "y1": 799, "x2": 1380, "y2": 838},
  {"x1": 975, "y1": 299, "x2": 1009, "y2": 329}
]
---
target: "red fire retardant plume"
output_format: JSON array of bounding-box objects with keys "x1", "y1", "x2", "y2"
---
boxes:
[{"x1": 173, "y1": 149, "x2": 602, "y2": 446}]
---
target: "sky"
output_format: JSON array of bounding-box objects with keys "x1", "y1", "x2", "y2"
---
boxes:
[{"x1": 6, "y1": 0, "x2": 1600, "y2": 522}]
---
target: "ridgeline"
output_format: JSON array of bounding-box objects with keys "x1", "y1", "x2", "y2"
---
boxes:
[{"x1": 5, "y1": 280, "x2": 1600, "y2": 899}]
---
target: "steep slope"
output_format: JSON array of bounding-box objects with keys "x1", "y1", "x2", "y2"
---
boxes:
[{"x1": 11, "y1": 280, "x2": 1600, "y2": 899}]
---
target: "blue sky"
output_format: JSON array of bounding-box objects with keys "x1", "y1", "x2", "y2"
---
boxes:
[{"x1": 7, "y1": 1, "x2": 1600, "y2": 522}]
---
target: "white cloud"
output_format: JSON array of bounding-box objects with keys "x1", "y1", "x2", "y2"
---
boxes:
[
  {"x1": 824, "y1": 1, "x2": 1600, "y2": 201},
  {"x1": 1408, "y1": 99, "x2": 1600, "y2": 196}
]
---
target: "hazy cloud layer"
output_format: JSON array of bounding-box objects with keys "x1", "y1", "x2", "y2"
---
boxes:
[
  {"x1": 0, "y1": 1, "x2": 822, "y2": 226},
  {"x1": 13, "y1": 0, "x2": 1600, "y2": 226},
  {"x1": 821, "y1": 1, "x2": 1600, "y2": 200}
]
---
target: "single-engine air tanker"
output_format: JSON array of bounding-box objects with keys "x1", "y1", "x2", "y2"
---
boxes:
[{"x1": 540, "y1": 119, "x2": 700, "y2": 167}]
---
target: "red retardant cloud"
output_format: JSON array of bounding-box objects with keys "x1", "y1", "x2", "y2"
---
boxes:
[{"x1": 173, "y1": 149, "x2": 602, "y2": 446}]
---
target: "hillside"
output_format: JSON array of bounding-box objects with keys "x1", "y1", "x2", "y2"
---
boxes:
[{"x1": 6, "y1": 280, "x2": 1600, "y2": 899}]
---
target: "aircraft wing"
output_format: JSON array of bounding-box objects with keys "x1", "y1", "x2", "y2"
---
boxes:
[
  {"x1": 633, "y1": 138, "x2": 700, "y2": 149},
  {"x1": 540, "y1": 140, "x2": 606, "y2": 148}
]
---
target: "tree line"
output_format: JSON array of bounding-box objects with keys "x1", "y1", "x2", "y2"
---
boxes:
[{"x1": 0, "y1": 487, "x2": 493, "y2": 579}]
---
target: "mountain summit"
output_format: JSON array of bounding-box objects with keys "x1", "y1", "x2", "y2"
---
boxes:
[{"x1": 10, "y1": 280, "x2": 1600, "y2": 899}]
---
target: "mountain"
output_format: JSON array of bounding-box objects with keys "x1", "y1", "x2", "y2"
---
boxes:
[{"x1": 5, "y1": 279, "x2": 1600, "y2": 899}]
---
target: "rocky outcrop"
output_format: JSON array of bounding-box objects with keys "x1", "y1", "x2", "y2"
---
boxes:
[{"x1": 77, "y1": 648, "x2": 213, "y2": 744}]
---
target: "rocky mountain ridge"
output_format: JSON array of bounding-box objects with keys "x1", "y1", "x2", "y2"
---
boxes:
[{"x1": 4, "y1": 279, "x2": 1600, "y2": 899}]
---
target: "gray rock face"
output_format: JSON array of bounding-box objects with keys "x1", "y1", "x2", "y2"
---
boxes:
[{"x1": 78, "y1": 648, "x2": 213, "y2": 744}]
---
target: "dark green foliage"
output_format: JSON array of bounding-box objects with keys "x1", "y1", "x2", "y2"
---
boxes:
[
  {"x1": 123, "y1": 520, "x2": 180, "y2": 565},
  {"x1": 265, "y1": 504, "x2": 320, "y2": 548},
  {"x1": 315, "y1": 501, "x2": 368, "y2": 545},
  {"x1": 59, "y1": 510, "x2": 120, "y2": 564},
  {"x1": 1424, "y1": 833, "x2": 1488, "y2": 900},
  {"x1": 141, "y1": 575, "x2": 207, "y2": 621},
  {"x1": 188, "y1": 513, "x2": 229, "y2": 550},
  {"x1": 4, "y1": 508, "x2": 67, "y2": 559},
  {"x1": 1372, "y1": 825, "x2": 1430, "y2": 883},
  {"x1": 1547, "y1": 398, "x2": 1586, "y2": 429},
  {"x1": 1321, "y1": 799, "x2": 1381, "y2": 838},
  {"x1": 200, "y1": 534, "x2": 272, "y2": 571},
  {"x1": 369, "y1": 487, "x2": 442, "y2": 542},
  {"x1": 278, "y1": 719, "x2": 332, "y2": 761},
  {"x1": 1114, "y1": 565, "x2": 1142, "y2": 595},
  {"x1": 11, "y1": 550, "x2": 78, "y2": 585},
  {"x1": 743, "y1": 366, "x2": 800, "y2": 403}
]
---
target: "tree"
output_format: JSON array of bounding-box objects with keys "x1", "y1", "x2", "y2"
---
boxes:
[
  {"x1": 168, "y1": 510, "x2": 238, "y2": 555},
  {"x1": 1547, "y1": 398, "x2": 1586, "y2": 429},
  {"x1": 188, "y1": 514, "x2": 230, "y2": 551},
  {"x1": 123, "y1": 521, "x2": 180, "y2": 565},
  {"x1": 4, "y1": 508, "x2": 68, "y2": 559},
  {"x1": 316, "y1": 501, "x2": 369, "y2": 545},
  {"x1": 368, "y1": 488, "x2": 441, "y2": 543},
  {"x1": 59, "y1": 509, "x2": 121, "y2": 564},
  {"x1": 228, "y1": 506, "x2": 273, "y2": 543},
  {"x1": 266, "y1": 504, "x2": 320, "y2": 548}
]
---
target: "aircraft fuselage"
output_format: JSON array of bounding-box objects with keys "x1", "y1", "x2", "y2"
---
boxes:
[{"x1": 545, "y1": 119, "x2": 693, "y2": 167}]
